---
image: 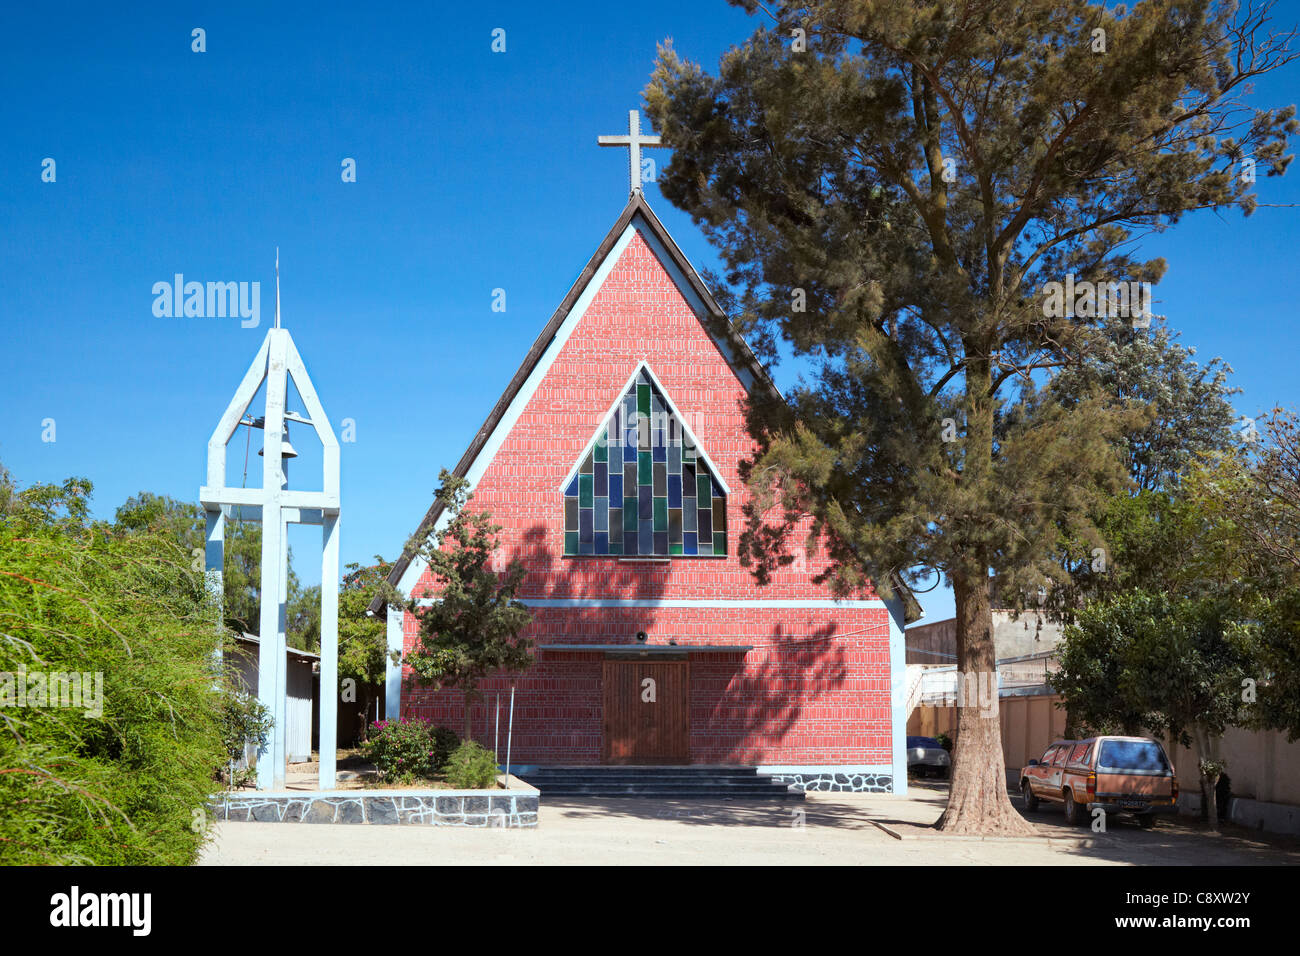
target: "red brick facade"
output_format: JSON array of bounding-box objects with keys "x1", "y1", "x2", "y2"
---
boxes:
[{"x1": 393, "y1": 206, "x2": 900, "y2": 775}]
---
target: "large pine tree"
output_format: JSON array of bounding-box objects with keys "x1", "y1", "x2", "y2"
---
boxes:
[{"x1": 645, "y1": 0, "x2": 1296, "y2": 832}]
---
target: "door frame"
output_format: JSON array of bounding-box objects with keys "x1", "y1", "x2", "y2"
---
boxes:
[{"x1": 601, "y1": 655, "x2": 690, "y2": 765}]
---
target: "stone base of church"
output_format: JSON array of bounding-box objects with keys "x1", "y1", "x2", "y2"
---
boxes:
[
  {"x1": 210, "y1": 788, "x2": 540, "y2": 827},
  {"x1": 762, "y1": 767, "x2": 895, "y2": 793}
]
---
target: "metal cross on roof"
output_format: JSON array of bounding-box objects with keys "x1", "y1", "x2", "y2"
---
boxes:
[{"x1": 598, "y1": 109, "x2": 669, "y2": 197}]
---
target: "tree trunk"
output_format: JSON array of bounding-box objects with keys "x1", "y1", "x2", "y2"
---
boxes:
[
  {"x1": 1193, "y1": 727, "x2": 1221, "y2": 833},
  {"x1": 936, "y1": 566, "x2": 1036, "y2": 834}
]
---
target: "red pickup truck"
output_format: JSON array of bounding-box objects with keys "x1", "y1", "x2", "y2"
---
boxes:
[{"x1": 1020, "y1": 735, "x2": 1178, "y2": 828}]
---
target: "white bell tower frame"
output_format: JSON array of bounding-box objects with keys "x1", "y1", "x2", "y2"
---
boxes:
[{"x1": 200, "y1": 301, "x2": 341, "y2": 791}]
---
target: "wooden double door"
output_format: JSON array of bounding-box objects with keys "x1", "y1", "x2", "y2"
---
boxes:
[{"x1": 602, "y1": 659, "x2": 690, "y2": 764}]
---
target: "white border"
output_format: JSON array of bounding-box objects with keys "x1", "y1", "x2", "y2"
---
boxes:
[
  {"x1": 396, "y1": 224, "x2": 639, "y2": 596},
  {"x1": 414, "y1": 597, "x2": 889, "y2": 609},
  {"x1": 555, "y1": 360, "x2": 732, "y2": 496}
]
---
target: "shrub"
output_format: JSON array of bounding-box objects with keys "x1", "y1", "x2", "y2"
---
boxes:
[
  {"x1": 365, "y1": 717, "x2": 435, "y2": 783},
  {"x1": 220, "y1": 690, "x2": 272, "y2": 765},
  {"x1": 442, "y1": 741, "x2": 499, "y2": 789},
  {"x1": 0, "y1": 492, "x2": 226, "y2": 865},
  {"x1": 431, "y1": 726, "x2": 460, "y2": 772}
]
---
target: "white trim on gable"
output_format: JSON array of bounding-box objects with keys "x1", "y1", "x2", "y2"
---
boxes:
[
  {"x1": 396, "y1": 213, "x2": 747, "y2": 597},
  {"x1": 396, "y1": 223, "x2": 637, "y2": 597},
  {"x1": 554, "y1": 360, "x2": 733, "y2": 497}
]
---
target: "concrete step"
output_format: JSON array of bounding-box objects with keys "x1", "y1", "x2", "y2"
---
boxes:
[{"x1": 518, "y1": 766, "x2": 802, "y2": 800}]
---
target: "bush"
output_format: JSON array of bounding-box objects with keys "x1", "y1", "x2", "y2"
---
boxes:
[
  {"x1": 220, "y1": 690, "x2": 272, "y2": 766},
  {"x1": 442, "y1": 741, "x2": 499, "y2": 789},
  {"x1": 365, "y1": 717, "x2": 435, "y2": 783},
  {"x1": 431, "y1": 726, "x2": 460, "y2": 772},
  {"x1": 0, "y1": 494, "x2": 227, "y2": 865}
]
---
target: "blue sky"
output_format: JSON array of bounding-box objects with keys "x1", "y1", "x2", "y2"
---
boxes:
[{"x1": 2, "y1": 1, "x2": 1298, "y2": 627}]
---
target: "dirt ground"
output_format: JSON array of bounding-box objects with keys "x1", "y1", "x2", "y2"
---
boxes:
[{"x1": 197, "y1": 783, "x2": 1300, "y2": 866}]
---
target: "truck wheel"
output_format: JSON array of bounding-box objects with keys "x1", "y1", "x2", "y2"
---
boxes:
[
  {"x1": 1021, "y1": 780, "x2": 1039, "y2": 811},
  {"x1": 1063, "y1": 789, "x2": 1082, "y2": 826}
]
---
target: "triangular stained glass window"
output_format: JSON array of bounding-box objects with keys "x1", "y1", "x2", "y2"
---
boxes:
[{"x1": 563, "y1": 367, "x2": 726, "y2": 558}]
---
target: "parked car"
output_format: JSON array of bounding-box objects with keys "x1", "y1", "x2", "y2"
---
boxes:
[
  {"x1": 907, "y1": 736, "x2": 951, "y2": 778},
  {"x1": 1020, "y1": 735, "x2": 1178, "y2": 827}
]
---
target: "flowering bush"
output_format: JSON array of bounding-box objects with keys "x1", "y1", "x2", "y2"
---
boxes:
[{"x1": 364, "y1": 716, "x2": 436, "y2": 783}]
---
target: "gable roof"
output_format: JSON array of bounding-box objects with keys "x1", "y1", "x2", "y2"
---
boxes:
[{"x1": 367, "y1": 191, "x2": 919, "y2": 622}]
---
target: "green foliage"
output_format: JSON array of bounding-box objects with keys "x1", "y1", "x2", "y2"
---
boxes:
[
  {"x1": 1051, "y1": 589, "x2": 1255, "y2": 747},
  {"x1": 645, "y1": 0, "x2": 1295, "y2": 605},
  {"x1": 442, "y1": 740, "x2": 499, "y2": 790},
  {"x1": 219, "y1": 690, "x2": 272, "y2": 765},
  {"x1": 431, "y1": 725, "x2": 461, "y2": 772},
  {"x1": 405, "y1": 471, "x2": 533, "y2": 736},
  {"x1": 339, "y1": 561, "x2": 394, "y2": 684},
  {"x1": 112, "y1": 491, "x2": 319, "y2": 650},
  {"x1": 1049, "y1": 317, "x2": 1238, "y2": 494},
  {"x1": 364, "y1": 717, "x2": 436, "y2": 783},
  {"x1": 1196, "y1": 411, "x2": 1300, "y2": 739},
  {"x1": 0, "y1": 471, "x2": 227, "y2": 865},
  {"x1": 642, "y1": 0, "x2": 1296, "y2": 830}
]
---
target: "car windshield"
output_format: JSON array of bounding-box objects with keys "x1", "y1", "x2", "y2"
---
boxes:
[
  {"x1": 1098, "y1": 740, "x2": 1168, "y2": 772},
  {"x1": 907, "y1": 737, "x2": 941, "y2": 748}
]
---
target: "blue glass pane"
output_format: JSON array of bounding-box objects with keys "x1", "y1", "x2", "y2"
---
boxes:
[
  {"x1": 565, "y1": 475, "x2": 579, "y2": 497},
  {"x1": 609, "y1": 473, "x2": 622, "y2": 501},
  {"x1": 668, "y1": 475, "x2": 682, "y2": 508},
  {"x1": 595, "y1": 461, "x2": 607, "y2": 497},
  {"x1": 595, "y1": 532, "x2": 609, "y2": 555},
  {"x1": 579, "y1": 508, "x2": 593, "y2": 542},
  {"x1": 684, "y1": 531, "x2": 697, "y2": 555},
  {"x1": 639, "y1": 485, "x2": 652, "y2": 519},
  {"x1": 595, "y1": 497, "x2": 608, "y2": 532}
]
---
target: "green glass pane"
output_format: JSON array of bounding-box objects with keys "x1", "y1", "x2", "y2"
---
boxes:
[
  {"x1": 697, "y1": 473, "x2": 711, "y2": 506},
  {"x1": 565, "y1": 531, "x2": 579, "y2": 555},
  {"x1": 637, "y1": 383, "x2": 651, "y2": 417},
  {"x1": 638, "y1": 451, "x2": 652, "y2": 486},
  {"x1": 624, "y1": 501, "x2": 638, "y2": 533},
  {"x1": 670, "y1": 543, "x2": 684, "y2": 556},
  {"x1": 610, "y1": 540, "x2": 623, "y2": 555},
  {"x1": 594, "y1": 434, "x2": 607, "y2": 463},
  {"x1": 653, "y1": 498, "x2": 667, "y2": 531},
  {"x1": 579, "y1": 474, "x2": 594, "y2": 508},
  {"x1": 713, "y1": 533, "x2": 726, "y2": 555}
]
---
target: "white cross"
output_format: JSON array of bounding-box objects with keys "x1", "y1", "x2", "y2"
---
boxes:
[{"x1": 598, "y1": 109, "x2": 669, "y2": 196}]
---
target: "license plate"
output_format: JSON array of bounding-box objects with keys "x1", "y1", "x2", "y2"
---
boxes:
[{"x1": 1120, "y1": 800, "x2": 1146, "y2": 810}]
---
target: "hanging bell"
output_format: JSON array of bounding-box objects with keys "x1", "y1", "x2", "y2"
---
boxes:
[{"x1": 258, "y1": 422, "x2": 299, "y2": 459}]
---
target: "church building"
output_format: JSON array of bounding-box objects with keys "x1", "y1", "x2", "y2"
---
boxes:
[{"x1": 369, "y1": 115, "x2": 918, "y2": 793}]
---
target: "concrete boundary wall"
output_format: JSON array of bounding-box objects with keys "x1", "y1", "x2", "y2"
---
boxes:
[{"x1": 210, "y1": 787, "x2": 540, "y2": 827}]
